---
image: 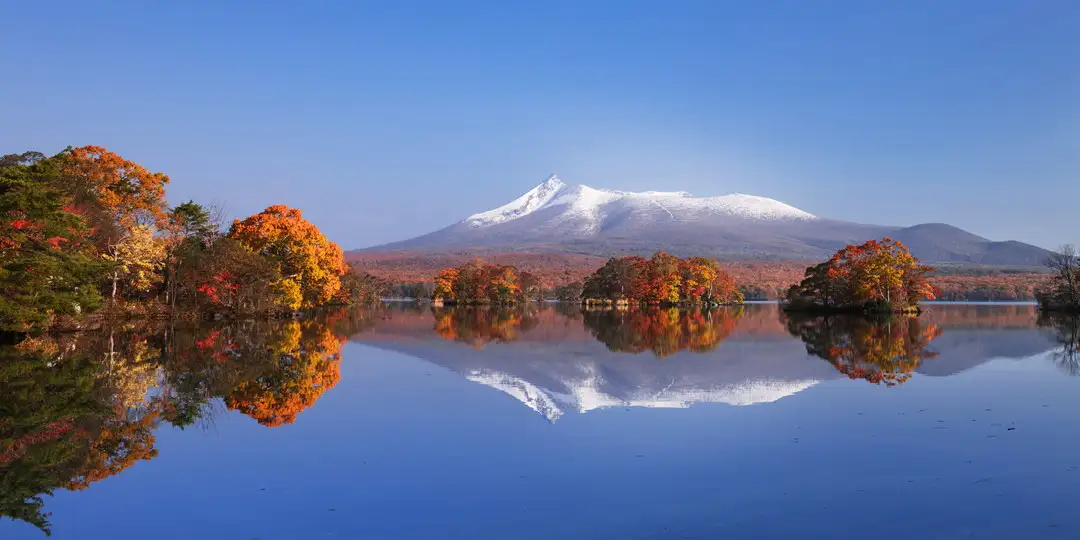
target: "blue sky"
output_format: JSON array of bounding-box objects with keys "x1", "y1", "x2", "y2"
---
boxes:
[{"x1": 3, "y1": 1, "x2": 1078, "y2": 249}]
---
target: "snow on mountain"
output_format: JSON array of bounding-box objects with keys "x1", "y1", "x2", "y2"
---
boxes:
[
  {"x1": 466, "y1": 175, "x2": 569, "y2": 228},
  {"x1": 465, "y1": 174, "x2": 817, "y2": 230}
]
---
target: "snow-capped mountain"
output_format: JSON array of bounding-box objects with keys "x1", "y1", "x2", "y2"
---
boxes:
[
  {"x1": 464, "y1": 175, "x2": 817, "y2": 230},
  {"x1": 362, "y1": 175, "x2": 1049, "y2": 265}
]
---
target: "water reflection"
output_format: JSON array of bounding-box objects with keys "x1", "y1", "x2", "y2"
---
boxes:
[
  {"x1": 0, "y1": 314, "x2": 376, "y2": 534},
  {"x1": 0, "y1": 303, "x2": 1070, "y2": 535},
  {"x1": 582, "y1": 307, "x2": 742, "y2": 357},
  {"x1": 1038, "y1": 313, "x2": 1080, "y2": 376},
  {"x1": 432, "y1": 307, "x2": 540, "y2": 347},
  {"x1": 0, "y1": 336, "x2": 158, "y2": 534},
  {"x1": 783, "y1": 314, "x2": 942, "y2": 386}
]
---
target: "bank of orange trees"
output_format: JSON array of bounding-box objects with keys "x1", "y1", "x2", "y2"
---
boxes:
[
  {"x1": 2, "y1": 145, "x2": 354, "y2": 330},
  {"x1": 581, "y1": 252, "x2": 743, "y2": 306},
  {"x1": 432, "y1": 259, "x2": 524, "y2": 304},
  {"x1": 785, "y1": 238, "x2": 936, "y2": 313}
]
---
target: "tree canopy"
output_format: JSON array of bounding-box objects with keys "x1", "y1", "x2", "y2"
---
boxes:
[
  {"x1": 785, "y1": 238, "x2": 936, "y2": 313},
  {"x1": 581, "y1": 252, "x2": 743, "y2": 306},
  {"x1": 228, "y1": 205, "x2": 347, "y2": 310},
  {"x1": 432, "y1": 259, "x2": 525, "y2": 305}
]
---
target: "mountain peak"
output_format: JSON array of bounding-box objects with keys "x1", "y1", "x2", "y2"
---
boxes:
[
  {"x1": 542, "y1": 173, "x2": 564, "y2": 188},
  {"x1": 464, "y1": 174, "x2": 817, "y2": 229},
  {"x1": 465, "y1": 175, "x2": 569, "y2": 228}
]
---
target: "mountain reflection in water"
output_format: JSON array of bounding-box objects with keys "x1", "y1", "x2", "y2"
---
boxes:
[{"x1": 0, "y1": 303, "x2": 1075, "y2": 536}]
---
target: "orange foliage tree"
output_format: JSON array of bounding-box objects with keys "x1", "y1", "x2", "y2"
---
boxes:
[
  {"x1": 430, "y1": 259, "x2": 523, "y2": 304},
  {"x1": 228, "y1": 205, "x2": 347, "y2": 310},
  {"x1": 582, "y1": 252, "x2": 743, "y2": 306},
  {"x1": 786, "y1": 238, "x2": 936, "y2": 313},
  {"x1": 61, "y1": 145, "x2": 170, "y2": 234}
]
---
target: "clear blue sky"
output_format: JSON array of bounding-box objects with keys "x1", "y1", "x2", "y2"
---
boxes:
[{"x1": 3, "y1": 1, "x2": 1078, "y2": 249}]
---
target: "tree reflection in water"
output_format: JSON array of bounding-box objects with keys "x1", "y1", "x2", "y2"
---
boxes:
[
  {"x1": 1037, "y1": 313, "x2": 1080, "y2": 376},
  {"x1": 427, "y1": 305, "x2": 743, "y2": 357},
  {"x1": 784, "y1": 314, "x2": 942, "y2": 386},
  {"x1": 0, "y1": 309, "x2": 375, "y2": 534},
  {"x1": 432, "y1": 306, "x2": 540, "y2": 348},
  {"x1": 582, "y1": 306, "x2": 743, "y2": 357}
]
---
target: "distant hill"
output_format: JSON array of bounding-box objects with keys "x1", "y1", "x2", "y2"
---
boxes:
[{"x1": 359, "y1": 175, "x2": 1050, "y2": 266}]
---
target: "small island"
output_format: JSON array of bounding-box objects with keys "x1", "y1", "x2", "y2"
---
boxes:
[
  {"x1": 1036, "y1": 245, "x2": 1080, "y2": 313},
  {"x1": 784, "y1": 238, "x2": 937, "y2": 314},
  {"x1": 432, "y1": 259, "x2": 538, "y2": 305},
  {"x1": 580, "y1": 252, "x2": 743, "y2": 307}
]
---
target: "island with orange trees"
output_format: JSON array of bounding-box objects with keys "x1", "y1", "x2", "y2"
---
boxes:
[
  {"x1": 431, "y1": 259, "x2": 540, "y2": 305},
  {"x1": 580, "y1": 252, "x2": 744, "y2": 307},
  {"x1": 784, "y1": 238, "x2": 937, "y2": 314}
]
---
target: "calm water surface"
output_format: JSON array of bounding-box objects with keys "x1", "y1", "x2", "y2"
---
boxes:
[{"x1": 2, "y1": 304, "x2": 1079, "y2": 539}]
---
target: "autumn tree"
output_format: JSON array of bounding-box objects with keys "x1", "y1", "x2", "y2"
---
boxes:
[
  {"x1": 228, "y1": 205, "x2": 347, "y2": 310},
  {"x1": 433, "y1": 267, "x2": 460, "y2": 303},
  {"x1": 0, "y1": 152, "x2": 107, "y2": 331},
  {"x1": 430, "y1": 260, "x2": 524, "y2": 305},
  {"x1": 785, "y1": 238, "x2": 936, "y2": 313},
  {"x1": 161, "y1": 201, "x2": 220, "y2": 308},
  {"x1": 581, "y1": 253, "x2": 742, "y2": 306},
  {"x1": 679, "y1": 257, "x2": 743, "y2": 305},
  {"x1": 103, "y1": 225, "x2": 167, "y2": 300},
  {"x1": 173, "y1": 237, "x2": 285, "y2": 314},
  {"x1": 642, "y1": 251, "x2": 681, "y2": 304},
  {"x1": 60, "y1": 145, "x2": 170, "y2": 247},
  {"x1": 581, "y1": 256, "x2": 645, "y2": 304}
]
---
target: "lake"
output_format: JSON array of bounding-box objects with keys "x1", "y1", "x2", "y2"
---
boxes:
[{"x1": 2, "y1": 303, "x2": 1079, "y2": 539}]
